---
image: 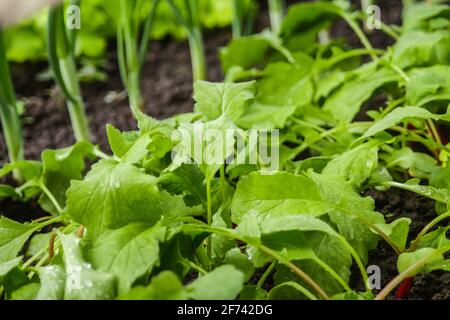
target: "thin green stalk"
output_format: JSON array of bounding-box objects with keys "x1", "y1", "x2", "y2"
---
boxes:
[
  {"x1": 59, "y1": 57, "x2": 90, "y2": 142},
  {"x1": 259, "y1": 245, "x2": 330, "y2": 300},
  {"x1": 268, "y1": 0, "x2": 284, "y2": 34},
  {"x1": 410, "y1": 212, "x2": 450, "y2": 252},
  {"x1": 379, "y1": 98, "x2": 405, "y2": 118},
  {"x1": 22, "y1": 216, "x2": 66, "y2": 269},
  {"x1": 167, "y1": 0, "x2": 207, "y2": 82},
  {"x1": 206, "y1": 177, "x2": 213, "y2": 264},
  {"x1": 138, "y1": 0, "x2": 160, "y2": 68},
  {"x1": 427, "y1": 119, "x2": 443, "y2": 146},
  {"x1": 318, "y1": 48, "x2": 384, "y2": 71},
  {"x1": 188, "y1": 28, "x2": 207, "y2": 82},
  {"x1": 118, "y1": 0, "x2": 160, "y2": 112},
  {"x1": 231, "y1": 0, "x2": 257, "y2": 38},
  {"x1": 183, "y1": 259, "x2": 207, "y2": 275},
  {"x1": 47, "y1": 5, "x2": 90, "y2": 142},
  {"x1": 375, "y1": 244, "x2": 450, "y2": 300},
  {"x1": 256, "y1": 261, "x2": 276, "y2": 289},
  {"x1": 118, "y1": 0, "x2": 141, "y2": 112},
  {"x1": 340, "y1": 11, "x2": 378, "y2": 61},
  {"x1": 314, "y1": 258, "x2": 352, "y2": 292},
  {"x1": 220, "y1": 165, "x2": 226, "y2": 202},
  {"x1": 293, "y1": 122, "x2": 373, "y2": 156},
  {"x1": 231, "y1": 0, "x2": 243, "y2": 38},
  {"x1": 335, "y1": 203, "x2": 403, "y2": 256},
  {"x1": 183, "y1": 223, "x2": 330, "y2": 300},
  {"x1": 38, "y1": 181, "x2": 63, "y2": 214},
  {"x1": 0, "y1": 29, "x2": 24, "y2": 180}
]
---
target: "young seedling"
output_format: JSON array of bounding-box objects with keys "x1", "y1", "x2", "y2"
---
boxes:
[
  {"x1": 167, "y1": 0, "x2": 206, "y2": 82},
  {"x1": 47, "y1": 2, "x2": 91, "y2": 142},
  {"x1": 268, "y1": 0, "x2": 285, "y2": 34},
  {"x1": 0, "y1": 29, "x2": 24, "y2": 180},
  {"x1": 231, "y1": 0, "x2": 257, "y2": 38},
  {"x1": 117, "y1": 0, "x2": 160, "y2": 113}
]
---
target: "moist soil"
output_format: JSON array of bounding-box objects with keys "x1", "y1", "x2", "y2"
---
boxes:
[{"x1": 0, "y1": 0, "x2": 448, "y2": 300}]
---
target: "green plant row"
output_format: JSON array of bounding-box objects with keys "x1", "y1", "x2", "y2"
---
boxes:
[{"x1": 0, "y1": 0, "x2": 449, "y2": 300}]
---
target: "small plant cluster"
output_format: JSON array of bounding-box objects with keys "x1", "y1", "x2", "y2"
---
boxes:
[{"x1": 0, "y1": 0, "x2": 450, "y2": 300}]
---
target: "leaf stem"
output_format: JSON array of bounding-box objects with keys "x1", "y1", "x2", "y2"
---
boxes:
[
  {"x1": 410, "y1": 211, "x2": 450, "y2": 252},
  {"x1": 268, "y1": 0, "x2": 284, "y2": 34},
  {"x1": 314, "y1": 258, "x2": 352, "y2": 292},
  {"x1": 188, "y1": 28, "x2": 207, "y2": 82},
  {"x1": 0, "y1": 29, "x2": 24, "y2": 181},
  {"x1": 206, "y1": 177, "x2": 213, "y2": 265},
  {"x1": 341, "y1": 12, "x2": 377, "y2": 61},
  {"x1": 184, "y1": 259, "x2": 207, "y2": 275},
  {"x1": 256, "y1": 261, "x2": 276, "y2": 289},
  {"x1": 38, "y1": 181, "x2": 63, "y2": 214},
  {"x1": 259, "y1": 245, "x2": 330, "y2": 300},
  {"x1": 183, "y1": 223, "x2": 330, "y2": 300},
  {"x1": 376, "y1": 245, "x2": 450, "y2": 300}
]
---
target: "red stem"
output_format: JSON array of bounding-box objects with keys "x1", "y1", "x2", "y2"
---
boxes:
[{"x1": 395, "y1": 277, "x2": 414, "y2": 300}]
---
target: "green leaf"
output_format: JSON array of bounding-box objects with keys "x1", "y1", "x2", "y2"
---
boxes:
[
  {"x1": 0, "y1": 160, "x2": 42, "y2": 181},
  {"x1": 375, "y1": 218, "x2": 411, "y2": 252},
  {"x1": 170, "y1": 117, "x2": 237, "y2": 180},
  {"x1": 159, "y1": 164, "x2": 207, "y2": 207},
  {"x1": 322, "y1": 142, "x2": 379, "y2": 187},
  {"x1": 236, "y1": 59, "x2": 314, "y2": 129},
  {"x1": 117, "y1": 271, "x2": 187, "y2": 300},
  {"x1": 416, "y1": 226, "x2": 450, "y2": 250},
  {"x1": 231, "y1": 172, "x2": 331, "y2": 224},
  {"x1": 403, "y1": 3, "x2": 450, "y2": 32},
  {"x1": 39, "y1": 141, "x2": 94, "y2": 214},
  {"x1": 323, "y1": 67, "x2": 399, "y2": 122},
  {"x1": 257, "y1": 58, "x2": 313, "y2": 108},
  {"x1": 0, "y1": 217, "x2": 37, "y2": 263},
  {"x1": 397, "y1": 248, "x2": 447, "y2": 277},
  {"x1": 220, "y1": 31, "x2": 295, "y2": 73},
  {"x1": 386, "y1": 181, "x2": 450, "y2": 205},
  {"x1": 26, "y1": 233, "x2": 52, "y2": 257},
  {"x1": 385, "y1": 147, "x2": 437, "y2": 174},
  {"x1": 11, "y1": 283, "x2": 40, "y2": 300},
  {"x1": 224, "y1": 248, "x2": 255, "y2": 283},
  {"x1": 89, "y1": 223, "x2": 164, "y2": 294},
  {"x1": 186, "y1": 265, "x2": 244, "y2": 300},
  {"x1": 308, "y1": 172, "x2": 384, "y2": 263},
  {"x1": 405, "y1": 65, "x2": 450, "y2": 106},
  {"x1": 59, "y1": 233, "x2": 116, "y2": 300},
  {"x1": 239, "y1": 285, "x2": 267, "y2": 300},
  {"x1": 360, "y1": 107, "x2": 450, "y2": 140},
  {"x1": 332, "y1": 291, "x2": 373, "y2": 300},
  {"x1": 261, "y1": 230, "x2": 352, "y2": 295},
  {"x1": 0, "y1": 185, "x2": 20, "y2": 199},
  {"x1": 106, "y1": 124, "x2": 139, "y2": 158},
  {"x1": 267, "y1": 281, "x2": 317, "y2": 300},
  {"x1": 107, "y1": 125, "x2": 153, "y2": 164},
  {"x1": 281, "y1": 2, "x2": 338, "y2": 39},
  {"x1": 35, "y1": 265, "x2": 66, "y2": 300},
  {"x1": 194, "y1": 80, "x2": 257, "y2": 122},
  {"x1": 236, "y1": 102, "x2": 297, "y2": 129},
  {"x1": 0, "y1": 257, "x2": 21, "y2": 278},
  {"x1": 66, "y1": 160, "x2": 162, "y2": 237},
  {"x1": 392, "y1": 31, "x2": 450, "y2": 69}
]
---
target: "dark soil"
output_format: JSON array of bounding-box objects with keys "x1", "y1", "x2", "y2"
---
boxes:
[{"x1": 1, "y1": 0, "x2": 449, "y2": 300}]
